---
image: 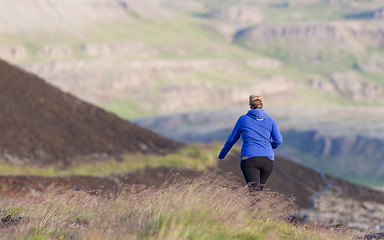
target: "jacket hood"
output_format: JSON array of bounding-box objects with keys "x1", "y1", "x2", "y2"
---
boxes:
[{"x1": 246, "y1": 109, "x2": 270, "y2": 120}]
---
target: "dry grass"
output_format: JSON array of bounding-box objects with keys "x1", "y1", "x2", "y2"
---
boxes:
[{"x1": 0, "y1": 174, "x2": 349, "y2": 240}]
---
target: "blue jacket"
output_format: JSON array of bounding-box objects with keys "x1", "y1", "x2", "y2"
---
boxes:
[{"x1": 218, "y1": 109, "x2": 282, "y2": 161}]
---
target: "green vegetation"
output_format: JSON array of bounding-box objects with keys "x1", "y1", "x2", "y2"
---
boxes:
[
  {"x1": 0, "y1": 144, "x2": 221, "y2": 177},
  {"x1": 0, "y1": 176, "x2": 349, "y2": 240},
  {"x1": 102, "y1": 99, "x2": 154, "y2": 120}
]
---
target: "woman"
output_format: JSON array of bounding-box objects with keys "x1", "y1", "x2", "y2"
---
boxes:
[{"x1": 218, "y1": 95, "x2": 282, "y2": 191}]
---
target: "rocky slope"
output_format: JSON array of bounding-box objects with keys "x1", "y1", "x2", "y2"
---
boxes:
[
  {"x1": 298, "y1": 187, "x2": 384, "y2": 236},
  {"x1": 235, "y1": 22, "x2": 384, "y2": 56},
  {"x1": 0, "y1": 59, "x2": 181, "y2": 165}
]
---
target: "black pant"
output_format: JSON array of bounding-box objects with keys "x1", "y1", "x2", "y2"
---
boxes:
[{"x1": 240, "y1": 156, "x2": 274, "y2": 191}]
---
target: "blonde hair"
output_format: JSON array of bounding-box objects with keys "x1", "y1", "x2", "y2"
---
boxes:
[{"x1": 249, "y1": 95, "x2": 263, "y2": 109}]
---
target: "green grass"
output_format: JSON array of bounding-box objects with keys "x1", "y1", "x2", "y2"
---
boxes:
[
  {"x1": 102, "y1": 99, "x2": 154, "y2": 120},
  {"x1": 0, "y1": 144, "x2": 221, "y2": 177},
  {"x1": 192, "y1": 68, "x2": 256, "y2": 87}
]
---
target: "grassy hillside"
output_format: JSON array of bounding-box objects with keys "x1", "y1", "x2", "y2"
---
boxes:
[
  {"x1": 0, "y1": 176, "x2": 349, "y2": 240},
  {"x1": 0, "y1": 0, "x2": 383, "y2": 119}
]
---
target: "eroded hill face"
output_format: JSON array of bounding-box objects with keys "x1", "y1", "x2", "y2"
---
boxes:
[
  {"x1": 0, "y1": 0, "x2": 383, "y2": 119},
  {"x1": 0, "y1": 59, "x2": 181, "y2": 165}
]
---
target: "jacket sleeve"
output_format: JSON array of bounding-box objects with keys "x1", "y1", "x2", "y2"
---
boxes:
[
  {"x1": 218, "y1": 116, "x2": 242, "y2": 159},
  {"x1": 271, "y1": 119, "x2": 283, "y2": 149}
]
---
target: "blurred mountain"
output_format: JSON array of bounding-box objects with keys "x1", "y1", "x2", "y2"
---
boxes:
[{"x1": 0, "y1": 0, "x2": 383, "y2": 119}]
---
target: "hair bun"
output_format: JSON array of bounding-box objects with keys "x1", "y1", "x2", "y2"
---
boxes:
[{"x1": 249, "y1": 95, "x2": 263, "y2": 109}]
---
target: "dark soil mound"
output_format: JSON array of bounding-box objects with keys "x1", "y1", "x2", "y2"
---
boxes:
[{"x1": 0, "y1": 59, "x2": 182, "y2": 165}]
